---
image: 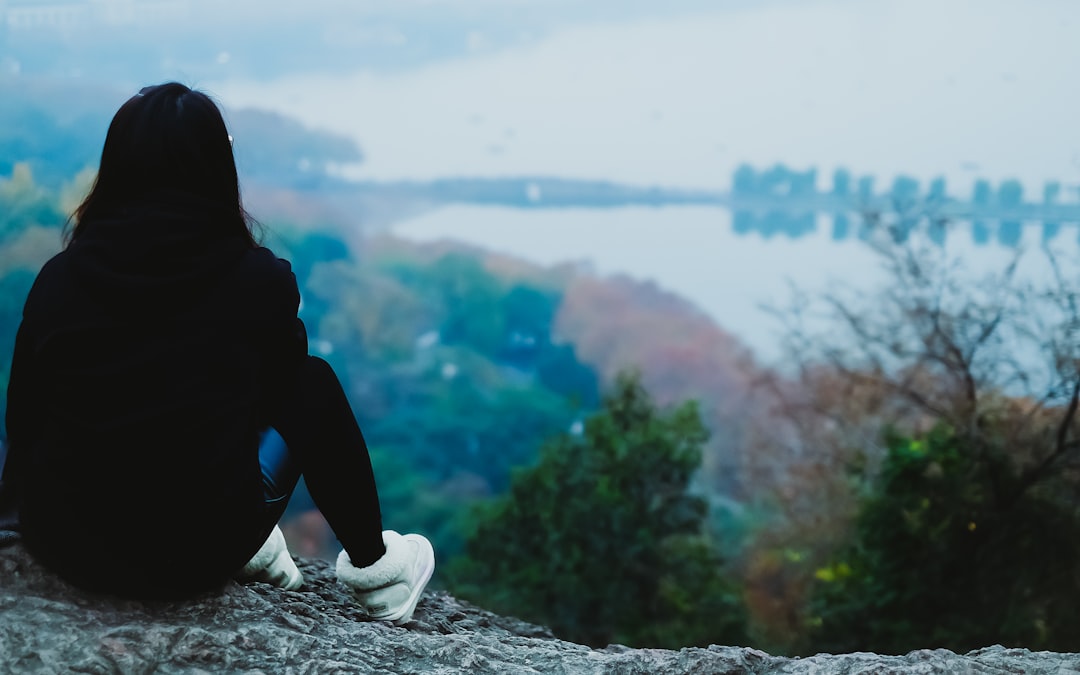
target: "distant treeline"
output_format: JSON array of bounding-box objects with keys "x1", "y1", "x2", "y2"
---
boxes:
[
  {"x1": 731, "y1": 163, "x2": 1080, "y2": 245},
  {"x1": 340, "y1": 166, "x2": 1080, "y2": 247}
]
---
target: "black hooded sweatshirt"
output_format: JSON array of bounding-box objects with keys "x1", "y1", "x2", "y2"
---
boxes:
[{"x1": 3, "y1": 191, "x2": 307, "y2": 598}]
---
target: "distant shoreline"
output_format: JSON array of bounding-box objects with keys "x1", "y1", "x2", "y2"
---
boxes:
[{"x1": 297, "y1": 174, "x2": 1080, "y2": 245}]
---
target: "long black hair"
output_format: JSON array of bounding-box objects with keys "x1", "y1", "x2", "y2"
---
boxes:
[{"x1": 69, "y1": 82, "x2": 257, "y2": 246}]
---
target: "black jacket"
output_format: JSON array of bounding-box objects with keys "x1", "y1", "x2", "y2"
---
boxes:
[{"x1": 3, "y1": 192, "x2": 307, "y2": 597}]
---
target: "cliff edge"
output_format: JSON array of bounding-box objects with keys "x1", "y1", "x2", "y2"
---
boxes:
[{"x1": 1, "y1": 542, "x2": 1077, "y2": 674}]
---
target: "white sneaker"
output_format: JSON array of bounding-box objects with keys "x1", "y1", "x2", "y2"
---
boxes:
[
  {"x1": 236, "y1": 525, "x2": 304, "y2": 591},
  {"x1": 336, "y1": 530, "x2": 435, "y2": 625}
]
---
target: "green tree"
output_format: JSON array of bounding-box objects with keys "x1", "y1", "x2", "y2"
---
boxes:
[
  {"x1": 454, "y1": 373, "x2": 747, "y2": 648},
  {"x1": 431, "y1": 253, "x2": 507, "y2": 355},
  {"x1": 364, "y1": 370, "x2": 581, "y2": 492},
  {"x1": 810, "y1": 425, "x2": 1080, "y2": 653}
]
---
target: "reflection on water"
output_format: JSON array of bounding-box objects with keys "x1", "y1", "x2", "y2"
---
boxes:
[
  {"x1": 729, "y1": 163, "x2": 1080, "y2": 248},
  {"x1": 392, "y1": 204, "x2": 1075, "y2": 366}
]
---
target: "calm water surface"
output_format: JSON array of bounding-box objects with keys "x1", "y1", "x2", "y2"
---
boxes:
[{"x1": 392, "y1": 204, "x2": 1073, "y2": 367}]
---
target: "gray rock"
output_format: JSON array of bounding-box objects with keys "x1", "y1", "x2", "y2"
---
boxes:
[{"x1": 1, "y1": 542, "x2": 1078, "y2": 674}]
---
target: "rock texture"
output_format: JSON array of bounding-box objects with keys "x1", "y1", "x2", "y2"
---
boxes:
[{"x1": 1, "y1": 542, "x2": 1078, "y2": 674}]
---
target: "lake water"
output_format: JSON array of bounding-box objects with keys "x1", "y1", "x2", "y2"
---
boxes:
[{"x1": 391, "y1": 204, "x2": 1075, "y2": 367}]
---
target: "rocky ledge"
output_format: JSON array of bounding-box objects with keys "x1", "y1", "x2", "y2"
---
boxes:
[{"x1": 1, "y1": 542, "x2": 1077, "y2": 674}]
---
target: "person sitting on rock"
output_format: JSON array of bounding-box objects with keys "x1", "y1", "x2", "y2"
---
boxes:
[{"x1": 0, "y1": 82, "x2": 434, "y2": 624}]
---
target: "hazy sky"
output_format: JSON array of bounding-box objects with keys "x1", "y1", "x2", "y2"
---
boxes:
[
  {"x1": 212, "y1": 0, "x2": 1080, "y2": 196},
  {"x1": 209, "y1": 0, "x2": 1080, "y2": 363}
]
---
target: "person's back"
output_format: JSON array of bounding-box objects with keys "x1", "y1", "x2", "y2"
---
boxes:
[
  {"x1": 14, "y1": 191, "x2": 300, "y2": 596},
  {"x1": 3, "y1": 83, "x2": 433, "y2": 618}
]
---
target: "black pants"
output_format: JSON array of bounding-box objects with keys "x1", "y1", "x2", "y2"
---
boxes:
[{"x1": 257, "y1": 356, "x2": 386, "y2": 567}]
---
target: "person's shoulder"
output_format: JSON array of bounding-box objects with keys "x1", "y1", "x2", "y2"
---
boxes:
[
  {"x1": 34, "y1": 248, "x2": 74, "y2": 277},
  {"x1": 233, "y1": 246, "x2": 299, "y2": 305},
  {"x1": 243, "y1": 246, "x2": 296, "y2": 285},
  {"x1": 20, "y1": 249, "x2": 76, "y2": 314},
  {"x1": 243, "y1": 246, "x2": 293, "y2": 275}
]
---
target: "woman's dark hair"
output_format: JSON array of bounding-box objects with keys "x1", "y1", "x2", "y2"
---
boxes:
[{"x1": 69, "y1": 82, "x2": 257, "y2": 246}]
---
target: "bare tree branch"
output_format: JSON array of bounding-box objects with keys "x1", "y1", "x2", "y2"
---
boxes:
[{"x1": 1010, "y1": 379, "x2": 1080, "y2": 504}]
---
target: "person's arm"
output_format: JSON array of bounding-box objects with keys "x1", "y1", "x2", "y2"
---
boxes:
[
  {"x1": 270, "y1": 253, "x2": 308, "y2": 368},
  {"x1": 1, "y1": 320, "x2": 40, "y2": 528},
  {"x1": 256, "y1": 252, "x2": 309, "y2": 424},
  {"x1": 6, "y1": 321, "x2": 39, "y2": 446}
]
